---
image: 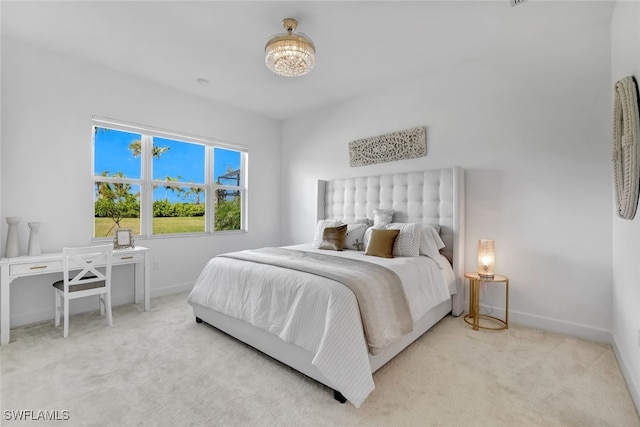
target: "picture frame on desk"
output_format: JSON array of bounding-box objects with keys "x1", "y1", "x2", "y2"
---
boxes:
[{"x1": 114, "y1": 228, "x2": 134, "y2": 250}]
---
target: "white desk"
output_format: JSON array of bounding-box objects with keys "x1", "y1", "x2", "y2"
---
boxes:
[{"x1": 0, "y1": 246, "x2": 150, "y2": 345}]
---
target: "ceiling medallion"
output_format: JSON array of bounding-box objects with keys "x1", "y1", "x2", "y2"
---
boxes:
[{"x1": 265, "y1": 18, "x2": 315, "y2": 77}]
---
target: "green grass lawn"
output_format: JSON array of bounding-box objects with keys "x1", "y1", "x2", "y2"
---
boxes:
[{"x1": 94, "y1": 217, "x2": 205, "y2": 237}]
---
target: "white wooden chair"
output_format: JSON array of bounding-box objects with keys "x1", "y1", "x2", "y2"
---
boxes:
[{"x1": 53, "y1": 244, "x2": 113, "y2": 338}]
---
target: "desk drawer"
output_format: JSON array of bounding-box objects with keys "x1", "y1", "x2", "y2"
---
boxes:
[
  {"x1": 10, "y1": 260, "x2": 62, "y2": 276},
  {"x1": 112, "y1": 252, "x2": 145, "y2": 264},
  {"x1": 7, "y1": 252, "x2": 144, "y2": 275}
]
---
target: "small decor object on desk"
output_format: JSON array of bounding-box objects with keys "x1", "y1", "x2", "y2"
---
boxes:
[
  {"x1": 4, "y1": 217, "x2": 21, "y2": 258},
  {"x1": 27, "y1": 222, "x2": 42, "y2": 256},
  {"x1": 113, "y1": 228, "x2": 134, "y2": 249},
  {"x1": 477, "y1": 239, "x2": 495, "y2": 278}
]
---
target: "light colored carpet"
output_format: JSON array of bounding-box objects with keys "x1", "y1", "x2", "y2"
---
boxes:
[{"x1": 1, "y1": 293, "x2": 639, "y2": 427}]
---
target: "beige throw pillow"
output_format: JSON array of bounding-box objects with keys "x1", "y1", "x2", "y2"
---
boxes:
[
  {"x1": 319, "y1": 224, "x2": 348, "y2": 251},
  {"x1": 365, "y1": 229, "x2": 400, "y2": 258}
]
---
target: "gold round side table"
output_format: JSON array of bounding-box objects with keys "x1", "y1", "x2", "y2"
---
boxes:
[{"x1": 463, "y1": 272, "x2": 509, "y2": 331}]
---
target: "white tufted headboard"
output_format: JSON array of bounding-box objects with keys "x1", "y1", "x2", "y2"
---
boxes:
[{"x1": 316, "y1": 167, "x2": 465, "y2": 316}]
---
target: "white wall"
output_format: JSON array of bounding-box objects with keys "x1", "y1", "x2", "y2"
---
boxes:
[
  {"x1": 281, "y1": 10, "x2": 613, "y2": 341},
  {"x1": 1, "y1": 37, "x2": 281, "y2": 327},
  {"x1": 611, "y1": 0, "x2": 640, "y2": 411}
]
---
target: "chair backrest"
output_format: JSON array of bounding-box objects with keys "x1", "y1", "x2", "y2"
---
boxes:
[{"x1": 62, "y1": 244, "x2": 113, "y2": 291}]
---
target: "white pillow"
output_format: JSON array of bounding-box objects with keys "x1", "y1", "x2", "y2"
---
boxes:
[
  {"x1": 386, "y1": 222, "x2": 421, "y2": 257},
  {"x1": 312, "y1": 219, "x2": 343, "y2": 247},
  {"x1": 373, "y1": 208, "x2": 394, "y2": 227},
  {"x1": 420, "y1": 225, "x2": 446, "y2": 260},
  {"x1": 343, "y1": 223, "x2": 368, "y2": 250}
]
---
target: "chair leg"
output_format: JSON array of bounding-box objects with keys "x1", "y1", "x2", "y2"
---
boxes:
[
  {"x1": 99, "y1": 294, "x2": 105, "y2": 316},
  {"x1": 63, "y1": 297, "x2": 69, "y2": 338},
  {"x1": 105, "y1": 292, "x2": 113, "y2": 327},
  {"x1": 54, "y1": 292, "x2": 61, "y2": 327}
]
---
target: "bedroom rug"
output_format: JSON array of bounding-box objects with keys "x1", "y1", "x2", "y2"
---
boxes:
[{"x1": 1, "y1": 293, "x2": 638, "y2": 427}]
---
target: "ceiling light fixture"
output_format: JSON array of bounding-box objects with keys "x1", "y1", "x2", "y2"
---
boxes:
[{"x1": 265, "y1": 18, "x2": 315, "y2": 77}]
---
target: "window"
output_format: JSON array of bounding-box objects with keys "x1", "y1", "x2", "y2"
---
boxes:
[{"x1": 92, "y1": 118, "x2": 247, "y2": 239}]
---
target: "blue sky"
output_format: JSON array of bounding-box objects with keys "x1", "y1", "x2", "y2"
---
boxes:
[{"x1": 94, "y1": 128, "x2": 240, "y2": 202}]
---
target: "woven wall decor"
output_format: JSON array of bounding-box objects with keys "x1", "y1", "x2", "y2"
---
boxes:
[
  {"x1": 613, "y1": 76, "x2": 640, "y2": 220},
  {"x1": 348, "y1": 127, "x2": 426, "y2": 167}
]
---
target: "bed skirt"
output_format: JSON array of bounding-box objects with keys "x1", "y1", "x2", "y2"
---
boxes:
[{"x1": 190, "y1": 298, "x2": 451, "y2": 405}]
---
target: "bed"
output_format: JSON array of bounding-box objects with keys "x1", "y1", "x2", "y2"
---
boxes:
[{"x1": 187, "y1": 167, "x2": 465, "y2": 407}]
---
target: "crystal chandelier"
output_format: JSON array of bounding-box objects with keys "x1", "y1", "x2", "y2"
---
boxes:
[{"x1": 265, "y1": 18, "x2": 315, "y2": 77}]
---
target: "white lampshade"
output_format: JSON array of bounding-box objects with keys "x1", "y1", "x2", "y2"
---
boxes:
[{"x1": 477, "y1": 239, "x2": 495, "y2": 278}]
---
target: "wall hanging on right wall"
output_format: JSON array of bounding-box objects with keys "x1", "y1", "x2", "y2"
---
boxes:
[
  {"x1": 612, "y1": 75, "x2": 640, "y2": 220},
  {"x1": 348, "y1": 126, "x2": 426, "y2": 167}
]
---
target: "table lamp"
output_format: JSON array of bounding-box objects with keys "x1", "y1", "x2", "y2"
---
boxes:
[{"x1": 477, "y1": 239, "x2": 495, "y2": 278}]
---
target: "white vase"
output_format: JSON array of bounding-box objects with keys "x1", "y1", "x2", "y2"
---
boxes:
[
  {"x1": 27, "y1": 222, "x2": 42, "y2": 256},
  {"x1": 5, "y1": 217, "x2": 20, "y2": 258}
]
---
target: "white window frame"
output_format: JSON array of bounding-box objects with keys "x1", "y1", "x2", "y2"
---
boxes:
[{"x1": 92, "y1": 117, "x2": 248, "y2": 239}]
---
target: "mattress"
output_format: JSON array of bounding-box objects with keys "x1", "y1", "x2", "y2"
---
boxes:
[{"x1": 187, "y1": 244, "x2": 454, "y2": 407}]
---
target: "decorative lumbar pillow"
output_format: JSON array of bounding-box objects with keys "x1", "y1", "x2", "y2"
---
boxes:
[
  {"x1": 319, "y1": 224, "x2": 348, "y2": 251},
  {"x1": 312, "y1": 219, "x2": 343, "y2": 247},
  {"x1": 365, "y1": 229, "x2": 400, "y2": 258},
  {"x1": 386, "y1": 222, "x2": 422, "y2": 257},
  {"x1": 343, "y1": 218, "x2": 370, "y2": 225},
  {"x1": 344, "y1": 223, "x2": 368, "y2": 250},
  {"x1": 373, "y1": 208, "x2": 394, "y2": 227},
  {"x1": 420, "y1": 225, "x2": 446, "y2": 260}
]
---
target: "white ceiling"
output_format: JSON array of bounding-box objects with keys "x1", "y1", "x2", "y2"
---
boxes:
[{"x1": 1, "y1": 1, "x2": 615, "y2": 121}]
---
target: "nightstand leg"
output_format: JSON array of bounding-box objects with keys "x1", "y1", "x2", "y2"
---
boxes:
[
  {"x1": 473, "y1": 279, "x2": 480, "y2": 331},
  {"x1": 468, "y1": 279, "x2": 474, "y2": 318},
  {"x1": 505, "y1": 279, "x2": 509, "y2": 329}
]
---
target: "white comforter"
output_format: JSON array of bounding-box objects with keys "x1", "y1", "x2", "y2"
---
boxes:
[{"x1": 187, "y1": 244, "x2": 455, "y2": 407}]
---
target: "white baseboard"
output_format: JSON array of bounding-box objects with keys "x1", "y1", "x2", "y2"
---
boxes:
[
  {"x1": 478, "y1": 305, "x2": 639, "y2": 414},
  {"x1": 478, "y1": 304, "x2": 613, "y2": 344},
  {"x1": 612, "y1": 337, "x2": 640, "y2": 416},
  {"x1": 150, "y1": 281, "x2": 194, "y2": 298},
  {"x1": 10, "y1": 282, "x2": 195, "y2": 329}
]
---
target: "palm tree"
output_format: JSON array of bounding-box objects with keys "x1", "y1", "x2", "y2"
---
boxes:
[
  {"x1": 162, "y1": 176, "x2": 182, "y2": 200},
  {"x1": 184, "y1": 186, "x2": 205, "y2": 205},
  {"x1": 128, "y1": 140, "x2": 170, "y2": 158},
  {"x1": 96, "y1": 171, "x2": 130, "y2": 200},
  {"x1": 96, "y1": 172, "x2": 115, "y2": 200}
]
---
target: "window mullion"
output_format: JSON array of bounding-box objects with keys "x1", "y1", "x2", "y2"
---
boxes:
[
  {"x1": 141, "y1": 135, "x2": 153, "y2": 237},
  {"x1": 241, "y1": 151, "x2": 248, "y2": 231},
  {"x1": 205, "y1": 146, "x2": 213, "y2": 233},
  {"x1": 93, "y1": 177, "x2": 140, "y2": 185}
]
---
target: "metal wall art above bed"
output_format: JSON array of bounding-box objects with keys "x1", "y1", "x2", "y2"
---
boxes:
[{"x1": 348, "y1": 126, "x2": 426, "y2": 167}]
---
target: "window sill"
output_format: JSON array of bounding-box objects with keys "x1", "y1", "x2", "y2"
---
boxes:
[{"x1": 92, "y1": 229, "x2": 247, "y2": 242}]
